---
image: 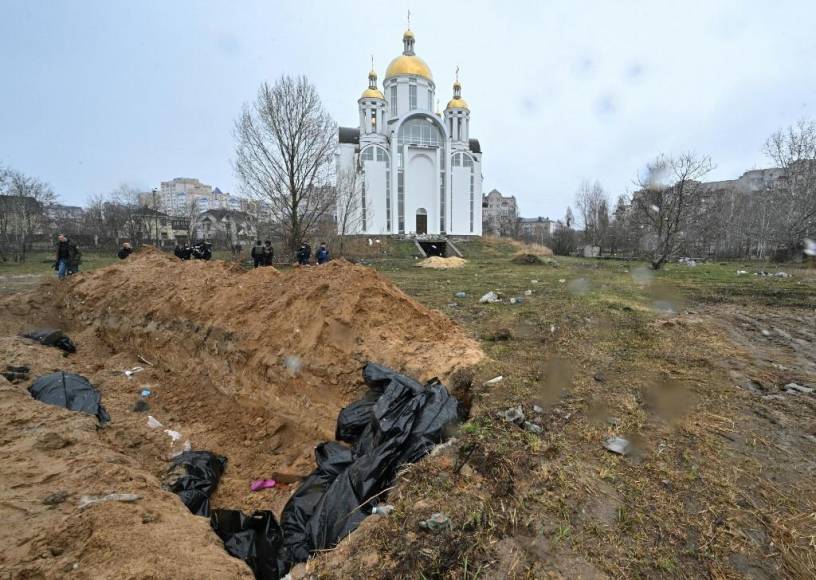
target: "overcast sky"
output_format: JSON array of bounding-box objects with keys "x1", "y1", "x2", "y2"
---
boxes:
[{"x1": 1, "y1": 0, "x2": 814, "y2": 219}]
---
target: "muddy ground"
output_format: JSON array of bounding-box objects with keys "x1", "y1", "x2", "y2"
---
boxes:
[{"x1": 1, "y1": 242, "x2": 814, "y2": 578}]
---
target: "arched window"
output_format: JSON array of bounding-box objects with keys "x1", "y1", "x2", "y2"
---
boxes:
[{"x1": 398, "y1": 116, "x2": 444, "y2": 147}]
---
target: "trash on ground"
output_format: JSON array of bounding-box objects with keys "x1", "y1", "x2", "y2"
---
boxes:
[
  {"x1": 165, "y1": 451, "x2": 227, "y2": 517},
  {"x1": 736, "y1": 270, "x2": 748, "y2": 275},
  {"x1": 78, "y1": 493, "x2": 141, "y2": 510},
  {"x1": 2, "y1": 364, "x2": 30, "y2": 383},
  {"x1": 131, "y1": 400, "x2": 149, "y2": 412},
  {"x1": 21, "y1": 329, "x2": 76, "y2": 353},
  {"x1": 29, "y1": 372, "x2": 110, "y2": 423},
  {"x1": 524, "y1": 289, "x2": 532, "y2": 296},
  {"x1": 509, "y1": 297, "x2": 524, "y2": 304},
  {"x1": 603, "y1": 436, "x2": 632, "y2": 456},
  {"x1": 531, "y1": 279, "x2": 539, "y2": 284},
  {"x1": 250, "y1": 479, "x2": 278, "y2": 492},
  {"x1": 523, "y1": 421, "x2": 544, "y2": 434},
  {"x1": 123, "y1": 366, "x2": 144, "y2": 378},
  {"x1": 558, "y1": 279, "x2": 566, "y2": 283},
  {"x1": 147, "y1": 415, "x2": 162, "y2": 428},
  {"x1": 211, "y1": 509, "x2": 286, "y2": 580},
  {"x1": 484, "y1": 375, "x2": 503, "y2": 386},
  {"x1": 532, "y1": 404, "x2": 544, "y2": 414},
  {"x1": 454, "y1": 291, "x2": 467, "y2": 298},
  {"x1": 419, "y1": 512, "x2": 452, "y2": 532},
  {"x1": 498, "y1": 405, "x2": 525, "y2": 424},
  {"x1": 594, "y1": 372, "x2": 607, "y2": 383},
  {"x1": 479, "y1": 291, "x2": 500, "y2": 303},
  {"x1": 371, "y1": 504, "x2": 395, "y2": 516},
  {"x1": 783, "y1": 383, "x2": 814, "y2": 394}
]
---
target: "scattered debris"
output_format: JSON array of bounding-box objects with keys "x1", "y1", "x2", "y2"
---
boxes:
[
  {"x1": 29, "y1": 372, "x2": 110, "y2": 424},
  {"x1": 524, "y1": 289, "x2": 533, "y2": 296},
  {"x1": 250, "y1": 479, "x2": 278, "y2": 492},
  {"x1": 736, "y1": 270, "x2": 748, "y2": 275},
  {"x1": 498, "y1": 405, "x2": 524, "y2": 424},
  {"x1": 558, "y1": 279, "x2": 566, "y2": 283},
  {"x1": 419, "y1": 512, "x2": 452, "y2": 532},
  {"x1": 678, "y1": 257, "x2": 697, "y2": 267},
  {"x1": 371, "y1": 504, "x2": 395, "y2": 516},
  {"x1": 123, "y1": 366, "x2": 144, "y2": 378},
  {"x1": 78, "y1": 493, "x2": 141, "y2": 510},
  {"x1": 137, "y1": 354, "x2": 155, "y2": 366},
  {"x1": 484, "y1": 375, "x2": 504, "y2": 386},
  {"x1": 131, "y1": 399, "x2": 149, "y2": 412},
  {"x1": 531, "y1": 279, "x2": 539, "y2": 284},
  {"x1": 140, "y1": 388, "x2": 152, "y2": 397},
  {"x1": 479, "y1": 291, "x2": 500, "y2": 304},
  {"x1": 454, "y1": 291, "x2": 467, "y2": 298},
  {"x1": 603, "y1": 436, "x2": 632, "y2": 456},
  {"x1": 532, "y1": 404, "x2": 544, "y2": 414},
  {"x1": 523, "y1": 421, "x2": 544, "y2": 434},
  {"x1": 593, "y1": 372, "x2": 607, "y2": 383},
  {"x1": 43, "y1": 491, "x2": 70, "y2": 505},
  {"x1": 754, "y1": 271, "x2": 791, "y2": 278},
  {"x1": 147, "y1": 416, "x2": 162, "y2": 429},
  {"x1": 1, "y1": 364, "x2": 30, "y2": 383},
  {"x1": 783, "y1": 383, "x2": 814, "y2": 395},
  {"x1": 509, "y1": 297, "x2": 524, "y2": 305}
]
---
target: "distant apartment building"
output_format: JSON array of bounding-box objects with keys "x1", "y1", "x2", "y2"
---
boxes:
[
  {"x1": 482, "y1": 189, "x2": 518, "y2": 236},
  {"x1": 701, "y1": 168, "x2": 787, "y2": 193},
  {"x1": 139, "y1": 178, "x2": 271, "y2": 220},
  {"x1": 518, "y1": 216, "x2": 563, "y2": 243}
]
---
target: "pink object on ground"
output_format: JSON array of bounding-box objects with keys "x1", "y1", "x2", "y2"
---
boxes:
[{"x1": 250, "y1": 479, "x2": 277, "y2": 492}]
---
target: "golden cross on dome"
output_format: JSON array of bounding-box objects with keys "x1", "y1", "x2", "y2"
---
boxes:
[
  {"x1": 407, "y1": 9, "x2": 411, "y2": 29},
  {"x1": 370, "y1": 54, "x2": 374, "y2": 70},
  {"x1": 455, "y1": 65, "x2": 460, "y2": 82}
]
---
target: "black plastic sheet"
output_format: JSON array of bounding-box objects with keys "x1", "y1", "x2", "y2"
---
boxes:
[
  {"x1": 29, "y1": 372, "x2": 110, "y2": 423},
  {"x1": 279, "y1": 363, "x2": 459, "y2": 570},
  {"x1": 22, "y1": 329, "x2": 76, "y2": 353},
  {"x1": 166, "y1": 451, "x2": 227, "y2": 517},
  {"x1": 211, "y1": 509, "x2": 285, "y2": 580}
]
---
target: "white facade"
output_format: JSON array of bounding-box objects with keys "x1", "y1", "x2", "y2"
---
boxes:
[{"x1": 337, "y1": 29, "x2": 483, "y2": 236}]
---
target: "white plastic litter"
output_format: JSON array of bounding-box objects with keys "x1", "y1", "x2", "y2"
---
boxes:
[
  {"x1": 484, "y1": 376, "x2": 503, "y2": 386},
  {"x1": 147, "y1": 416, "x2": 162, "y2": 429},
  {"x1": 78, "y1": 493, "x2": 141, "y2": 510},
  {"x1": 123, "y1": 366, "x2": 144, "y2": 378},
  {"x1": 479, "y1": 291, "x2": 500, "y2": 303},
  {"x1": 164, "y1": 429, "x2": 182, "y2": 442}
]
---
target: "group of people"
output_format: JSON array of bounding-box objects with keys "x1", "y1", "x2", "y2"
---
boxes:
[
  {"x1": 250, "y1": 240, "x2": 275, "y2": 268},
  {"x1": 297, "y1": 242, "x2": 330, "y2": 266},
  {"x1": 54, "y1": 233, "x2": 330, "y2": 281},
  {"x1": 173, "y1": 241, "x2": 212, "y2": 261}
]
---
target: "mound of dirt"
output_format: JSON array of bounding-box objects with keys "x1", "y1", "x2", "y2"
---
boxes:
[
  {"x1": 511, "y1": 254, "x2": 559, "y2": 266},
  {"x1": 416, "y1": 256, "x2": 467, "y2": 269},
  {"x1": 507, "y1": 240, "x2": 554, "y2": 256},
  {"x1": 0, "y1": 250, "x2": 484, "y2": 577}
]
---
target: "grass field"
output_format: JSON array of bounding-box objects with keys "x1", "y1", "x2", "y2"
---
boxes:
[{"x1": 3, "y1": 240, "x2": 815, "y2": 577}]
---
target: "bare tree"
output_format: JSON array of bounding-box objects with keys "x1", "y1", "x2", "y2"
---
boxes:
[
  {"x1": 0, "y1": 167, "x2": 56, "y2": 262},
  {"x1": 334, "y1": 168, "x2": 365, "y2": 256},
  {"x1": 763, "y1": 118, "x2": 816, "y2": 257},
  {"x1": 234, "y1": 75, "x2": 337, "y2": 258},
  {"x1": 575, "y1": 180, "x2": 609, "y2": 250},
  {"x1": 632, "y1": 153, "x2": 713, "y2": 269}
]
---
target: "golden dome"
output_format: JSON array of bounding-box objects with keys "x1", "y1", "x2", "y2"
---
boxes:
[
  {"x1": 447, "y1": 97, "x2": 469, "y2": 110},
  {"x1": 361, "y1": 87, "x2": 385, "y2": 99},
  {"x1": 385, "y1": 55, "x2": 433, "y2": 80}
]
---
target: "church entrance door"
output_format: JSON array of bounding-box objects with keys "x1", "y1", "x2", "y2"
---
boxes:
[{"x1": 416, "y1": 208, "x2": 428, "y2": 235}]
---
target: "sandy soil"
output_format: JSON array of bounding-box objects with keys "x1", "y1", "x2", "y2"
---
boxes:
[
  {"x1": 416, "y1": 256, "x2": 467, "y2": 269},
  {"x1": 0, "y1": 250, "x2": 483, "y2": 578}
]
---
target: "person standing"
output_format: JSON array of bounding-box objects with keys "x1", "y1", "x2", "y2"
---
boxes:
[
  {"x1": 250, "y1": 240, "x2": 265, "y2": 268},
  {"x1": 263, "y1": 240, "x2": 274, "y2": 266},
  {"x1": 316, "y1": 243, "x2": 330, "y2": 264},
  {"x1": 54, "y1": 234, "x2": 79, "y2": 279},
  {"x1": 117, "y1": 242, "x2": 133, "y2": 259}
]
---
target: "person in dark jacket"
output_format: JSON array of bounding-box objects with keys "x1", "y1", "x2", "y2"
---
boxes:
[
  {"x1": 316, "y1": 243, "x2": 330, "y2": 264},
  {"x1": 296, "y1": 243, "x2": 310, "y2": 265},
  {"x1": 54, "y1": 234, "x2": 79, "y2": 279},
  {"x1": 250, "y1": 240, "x2": 265, "y2": 268},
  {"x1": 117, "y1": 242, "x2": 133, "y2": 260},
  {"x1": 263, "y1": 240, "x2": 274, "y2": 266}
]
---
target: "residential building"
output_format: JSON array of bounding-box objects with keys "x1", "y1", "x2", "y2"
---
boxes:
[
  {"x1": 482, "y1": 189, "x2": 518, "y2": 236},
  {"x1": 336, "y1": 28, "x2": 484, "y2": 236},
  {"x1": 518, "y1": 216, "x2": 562, "y2": 244},
  {"x1": 192, "y1": 209, "x2": 256, "y2": 248}
]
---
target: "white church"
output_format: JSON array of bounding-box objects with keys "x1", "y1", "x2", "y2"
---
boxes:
[{"x1": 337, "y1": 28, "x2": 483, "y2": 237}]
